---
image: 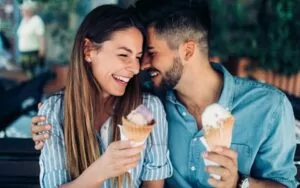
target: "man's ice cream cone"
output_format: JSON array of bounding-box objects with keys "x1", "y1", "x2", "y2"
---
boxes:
[
  {"x1": 204, "y1": 116, "x2": 234, "y2": 149},
  {"x1": 200, "y1": 103, "x2": 235, "y2": 180}
]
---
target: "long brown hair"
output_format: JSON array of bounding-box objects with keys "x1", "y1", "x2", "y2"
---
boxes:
[{"x1": 64, "y1": 5, "x2": 145, "y2": 187}]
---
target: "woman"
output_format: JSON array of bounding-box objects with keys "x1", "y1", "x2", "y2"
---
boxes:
[{"x1": 38, "y1": 5, "x2": 172, "y2": 188}]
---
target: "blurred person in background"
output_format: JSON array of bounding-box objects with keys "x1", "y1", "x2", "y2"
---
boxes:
[{"x1": 17, "y1": 0, "x2": 45, "y2": 78}]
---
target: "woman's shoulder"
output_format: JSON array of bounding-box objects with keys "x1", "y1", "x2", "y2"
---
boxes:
[
  {"x1": 38, "y1": 91, "x2": 64, "y2": 121},
  {"x1": 142, "y1": 93, "x2": 165, "y2": 116},
  {"x1": 37, "y1": 92, "x2": 65, "y2": 133},
  {"x1": 142, "y1": 93, "x2": 163, "y2": 107},
  {"x1": 42, "y1": 91, "x2": 64, "y2": 108}
]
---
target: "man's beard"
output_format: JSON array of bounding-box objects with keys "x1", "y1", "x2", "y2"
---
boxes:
[{"x1": 156, "y1": 56, "x2": 183, "y2": 93}]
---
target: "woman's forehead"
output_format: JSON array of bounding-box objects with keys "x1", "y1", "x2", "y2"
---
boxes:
[{"x1": 102, "y1": 28, "x2": 143, "y2": 51}]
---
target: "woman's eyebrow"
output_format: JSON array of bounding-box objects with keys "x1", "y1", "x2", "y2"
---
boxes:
[{"x1": 117, "y1": 46, "x2": 132, "y2": 53}]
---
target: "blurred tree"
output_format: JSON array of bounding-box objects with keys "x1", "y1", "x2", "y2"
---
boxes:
[
  {"x1": 210, "y1": 0, "x2": 259, "y2": 60},
  {"x1": 257, "y1": 0, "x2": 300, "y2": 75},
  {"x1": 210, "y1": 0, "x2": 300, "y2": 75}
]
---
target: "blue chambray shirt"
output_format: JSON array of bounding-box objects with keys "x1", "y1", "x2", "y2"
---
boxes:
[{"x1": 164, "y1": 63, "x2": 297, "y2": 188}]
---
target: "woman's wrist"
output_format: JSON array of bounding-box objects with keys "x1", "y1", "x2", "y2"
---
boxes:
[
  {"x1": 62, "y1": 158, "x2": 106, "y2": 187},
  {"x1": 82, "y1": 158, "x2": 106, "y2": 185}
]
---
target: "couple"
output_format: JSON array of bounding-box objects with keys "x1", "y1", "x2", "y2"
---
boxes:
[{"x1": 31, "y1": 0, "x2": 297, "y2": 187}]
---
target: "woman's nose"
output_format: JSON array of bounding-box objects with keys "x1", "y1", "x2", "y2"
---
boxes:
[{"x1": 126, "y1": 59, "x2": 140, "y2": 75}]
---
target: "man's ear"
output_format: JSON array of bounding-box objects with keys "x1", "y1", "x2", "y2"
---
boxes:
[
  {"x1": 179, "y1": 40, "x2": 196, "y2": 64},
  {"x1": 83, "y1": 38, "x2": 93, "y2": 62}
]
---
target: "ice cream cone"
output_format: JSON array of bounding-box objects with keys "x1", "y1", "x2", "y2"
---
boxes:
[
  {"x1": 120, "y1": 117, "x2": 154, "y2": 142},
  {"x1": 200, "y1": 103, "x2": 235, "y2": 180},
  {"x1": 204, "y1": 116, "x2": 234, "y2": 149}
]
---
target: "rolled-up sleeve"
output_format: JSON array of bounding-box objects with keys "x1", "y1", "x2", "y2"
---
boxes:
[
  {"x1": 140, "y1": 94, "x2": 173, "y2": 181},
  {"x1": 251, "y1": 96, "x2": 297, "y2": 187},
  {"x1": 38, "y1": 95, "x2": 70, "y2": 188}
]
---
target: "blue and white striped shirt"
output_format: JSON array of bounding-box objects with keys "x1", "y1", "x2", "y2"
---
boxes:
[{"x1": 38, "y1": 92, "x2": 173, "y2": 188}]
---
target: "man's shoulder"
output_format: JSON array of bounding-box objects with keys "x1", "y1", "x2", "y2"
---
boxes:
[
  {"x1": 31, "y1": 15, "x2": 43, "y2": 23},
  {"x1": 233, "y1": 77, "x2": 286, "y2": 104},
  {"x1": 30, "y1": 15, "x2": 45, "y2": 29}
]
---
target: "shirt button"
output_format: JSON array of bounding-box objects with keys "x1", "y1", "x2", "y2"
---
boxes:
[
  {"x1": 191, "y1": 166, "x2": 196, "y2": 171},
  {"x1": 193, "y1": 138, "x2": 197, "y2": 142},
  {"x1": 182, "y1": 112, "x2": 187, "y2": 116}
]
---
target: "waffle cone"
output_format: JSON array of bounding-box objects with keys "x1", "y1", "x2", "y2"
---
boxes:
[
  {"x1": 121, "y1": 117, "x2": 154, "y2": 142},
  {"x1": 204, "y1": 116, "x2": 234, "y2": 149}
]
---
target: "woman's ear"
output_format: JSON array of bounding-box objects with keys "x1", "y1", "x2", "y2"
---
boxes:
[{"x1": 84, "y1": 38, "x2": 93, "y2": 63}]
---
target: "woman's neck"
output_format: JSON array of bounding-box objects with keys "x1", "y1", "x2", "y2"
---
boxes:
[{"x1": 94, "y1": 96, "x2": 115, "y2": 131}]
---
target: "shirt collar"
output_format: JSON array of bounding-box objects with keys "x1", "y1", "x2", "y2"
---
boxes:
[{"x1": 166, "y1": 63, "x2": 235, "y2": 111}]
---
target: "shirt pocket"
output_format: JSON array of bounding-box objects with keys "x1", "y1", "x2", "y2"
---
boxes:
[{"x1": 231, "y1": 143, "x2": 252, "y2": 174}]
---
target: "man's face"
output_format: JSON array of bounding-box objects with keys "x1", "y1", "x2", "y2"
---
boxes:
[{"x1": 142, "y1": 26, "x2": 183, "y2": 90}]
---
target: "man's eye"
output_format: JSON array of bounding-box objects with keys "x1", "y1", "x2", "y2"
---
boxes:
[
  {"x1": 148, "y1": 52, "x2": 156, "y2": 57},
  {"x1": 136, "y1": 57, "x2": 142, "y2": 61}
]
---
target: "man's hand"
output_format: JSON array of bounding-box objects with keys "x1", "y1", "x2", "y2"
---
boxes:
[
  {"x1": 31, "y1": 103, "x2": 51, "y2": 150},
  {"x1": 203, "y1": 146, "x2": 239, "y2": 188}
]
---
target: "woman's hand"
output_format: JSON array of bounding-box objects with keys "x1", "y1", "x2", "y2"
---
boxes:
[
  {"x1": 61, "y1": 140, "x2": 145, "y2": 187},
  {"x1": 95, "y1": 140, "x2": 145, "y2": 181}
]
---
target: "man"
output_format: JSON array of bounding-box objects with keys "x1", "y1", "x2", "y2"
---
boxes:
[
  {"x1": 32, "y1": 0, "x2": 297, "y2": 187},
  {"x1": 18, "y1": 0, "x2": 46, "y2": 77}
]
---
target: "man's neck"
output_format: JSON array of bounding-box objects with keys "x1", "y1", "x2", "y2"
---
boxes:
[{"x1": 175, "y1": 62, "x2": 223, "y2": 114}]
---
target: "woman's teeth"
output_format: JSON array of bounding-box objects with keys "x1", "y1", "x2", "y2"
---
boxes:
[{"x1": 113, "y1": 75, "x2": 130, "y2": 83}]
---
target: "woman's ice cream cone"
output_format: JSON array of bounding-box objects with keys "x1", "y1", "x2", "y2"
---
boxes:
[
  {"x1": 120, "y1": 117, "x2": 154, "y2": 142},
  {"x1": 118, "y1": 105, "x2": 155, "y2": 146}
]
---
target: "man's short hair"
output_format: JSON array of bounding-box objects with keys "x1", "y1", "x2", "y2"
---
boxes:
[
  {"x1": 133, "y1": 0, "x2": 211, "y2": 54},
  {"x1": 20, "y1": 0, "x2": 38, "y2": 12}
]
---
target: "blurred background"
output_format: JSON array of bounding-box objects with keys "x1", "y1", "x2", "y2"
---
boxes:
[{"x1": 0, "y1": 0, "x2": 299, "y2": 187}]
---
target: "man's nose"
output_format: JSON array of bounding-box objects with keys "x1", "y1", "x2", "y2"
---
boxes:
[{"x1": 141, "y1": 53, "x2": 151, "y2": 70}]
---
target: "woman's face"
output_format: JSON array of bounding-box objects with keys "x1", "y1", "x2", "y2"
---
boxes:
[{"x1": 88, "y1": 27, "x2": 143, "y2": 98}]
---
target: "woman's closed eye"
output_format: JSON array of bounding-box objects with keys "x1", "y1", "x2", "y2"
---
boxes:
[
  {"x1": 118, "y1": 54, "x2": 130, "y2": 62},
  {"x1": 118, "y1": 54, "x2": 128, "y2": 58}
]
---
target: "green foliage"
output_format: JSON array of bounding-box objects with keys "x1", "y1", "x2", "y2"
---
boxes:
[{"x1": 210, "y1": 0, "x2": 300, "y2": 75}]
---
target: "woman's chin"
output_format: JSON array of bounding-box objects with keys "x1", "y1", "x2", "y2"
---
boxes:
[{"x1": 110, "y1": 89, "x2": 126, "y2": 97}]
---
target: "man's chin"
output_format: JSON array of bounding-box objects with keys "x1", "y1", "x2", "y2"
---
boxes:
[
  {"x1": 152, "y1": 81, "x2": 160, "y2": 89},
  {"x1": 151, "y1": 81, "x2": 167, "y2": 97}
]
